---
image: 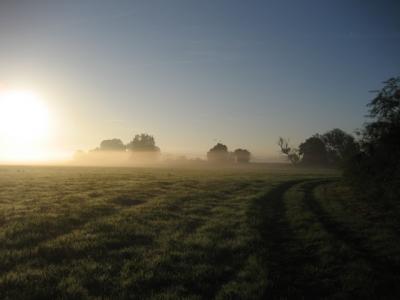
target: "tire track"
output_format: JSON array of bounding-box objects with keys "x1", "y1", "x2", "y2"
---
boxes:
[
  {"x1": 301, "y1": 180, "x2": 400, "y2": 297},
  {"x1": 250, "y1": 179, "x2": 319, "y2": 299}
]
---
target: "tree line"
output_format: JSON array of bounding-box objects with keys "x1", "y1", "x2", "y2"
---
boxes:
[
  {"x1": 88, "y1": 134, "x2": 252, "y2": 164},
  {"x1": 207, "y1": 143, "x2": 251, "y2": 164},
  {"x1": 278, "y1": 128, "x2": 358, "y2": 168},
  {"x1": 92, "y1": 134, "x2": 160, "y2": 153},
  {"x1": 279, "y1": 76, "x2": 400, "y2": 202},
  {"x1": 80, "y1": 76, "x2": 399, "y2": 200},
  {"x1": 346, "y1": 77, "x2": 400, "y2": 201}
]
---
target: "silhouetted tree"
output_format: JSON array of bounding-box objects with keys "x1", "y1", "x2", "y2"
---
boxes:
[
  {"x1": 345, "y1": 77, "x2": 400, "y2": 199},
  {"x1": 278, "y1": 137, "x2": 301, "y2": 165},
  {"x1": 98, "y1": 139, "x2": 126, "y2": 151},
  {"x1": 233, "y1": 149, "x2": 251, "y2": 163},
  {"x1": 207, "y1": 143, "x2": 231, "y2": 163},
  {"x1": 288, "y1": 152, "x2": 301, "y2": 165},
  {"x1": 299, "y1": 135, "x2": 328, "y2": 166},
  {"x1": 278, "y1": 137, "x2": 291, "y2": 155},
  {"x1": 126, "y1": 134, "x2": 160, "y2": 152},
  {"x1": 322, "y1": 129, "x2": 359, "y2": 166}
]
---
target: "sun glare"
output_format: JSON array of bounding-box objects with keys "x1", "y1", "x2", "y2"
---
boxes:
[{"x1": 0, "y1": 90, "x2": 51, "y2": 162}]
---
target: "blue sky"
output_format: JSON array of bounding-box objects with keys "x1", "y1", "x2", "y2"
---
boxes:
[{"x1": 0, "y1": 0, "x2": 399, "y2": 159}]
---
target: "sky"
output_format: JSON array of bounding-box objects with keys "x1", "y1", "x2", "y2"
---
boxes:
[{"x1": 0, "y1": 0, "x2": 399, "y2": 162}]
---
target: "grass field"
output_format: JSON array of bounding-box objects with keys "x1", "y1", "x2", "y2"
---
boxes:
[{"x1": 0, "y1": 165, "x2": 399, "y2": 299}]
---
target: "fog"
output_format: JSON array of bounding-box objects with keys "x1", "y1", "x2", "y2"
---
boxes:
[
  {"x1": 72, "y1": 151, "x2": 161, "y2": 167},
  {"x1": 69, "y1": 150, "x2": 286, "y2": 169}
]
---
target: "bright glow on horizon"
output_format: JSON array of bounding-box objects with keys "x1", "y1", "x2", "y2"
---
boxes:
[{"x1": 0, "y1": 90, "x2": 52, "y2": 162}]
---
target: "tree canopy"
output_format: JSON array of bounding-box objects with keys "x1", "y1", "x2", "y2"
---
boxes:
[
  {"x1": 278, "y1": 137, "x2": 300, "y2": 165},
  {"x1": 233, "y1": 149, "x2": 251, "y2": 163},
  {"x1": 127, "y1": 134, "x2": 160, "y2": 152},
  {"x1": 279, "y1": 130, "x2": 356, "y2": 167},
  {"x1": 99, "y1": 139, "x2": 126, "y2": 151},
  {"x1": 322, "y1": 129, "x2": 358, "y2": 166},
  {"x1": 345, "y1": 77, "x2": 400, "y2": 199},
  {"x1": 207, "y1": 143, "x2": 231, "y2": 163},
  {"x1": 298, "y1": 135, "x2": 328, "y2": 166}
]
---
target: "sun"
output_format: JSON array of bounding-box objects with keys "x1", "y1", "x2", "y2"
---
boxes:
[{"x1": 0, "y1": 90, "x2": 51, "y2": 161}]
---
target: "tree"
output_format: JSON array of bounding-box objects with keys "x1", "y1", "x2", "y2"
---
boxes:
[
  {"x1": 98, "y1": 139, "x2": 126, "y2": 151},
  {"x1": 298, "y1": 135, "x2": 328, "y2": 166},
  {"x1": 126, "y1": 134, "x2": 160, "y2": 152},
  {"x1": 278, "y1": 137, "x2": 301, "y2": 165},
  {"x1": 233, "y1": 148, "x2": 251, "y2": 163},
  {"x1": 207, "y1": 143, "x2": 231, "y2": 163},
  {"x1": 322, "y1": 128, "x2": 359, "y2": 166},
  {"x1": 278, "y1": 137, "x2": 291, "y2": 155},
  {"x1": 288, "y1": 152, "x2": 301, "y2": 165},
  {"x1": 368, "y1": 77, "x2": 400, "y2": 125},
  {"x1": 345, "y1": 77, "x2": 400, "y2": 199}
]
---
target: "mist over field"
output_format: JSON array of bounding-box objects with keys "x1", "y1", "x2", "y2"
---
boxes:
[{"x1": 1, "y1": 0, "x2": 400, "y2": 299}]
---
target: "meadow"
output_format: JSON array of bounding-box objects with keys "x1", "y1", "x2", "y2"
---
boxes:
[{"x1": 0, "y1": 165, "x2": 399, "y2": 299}]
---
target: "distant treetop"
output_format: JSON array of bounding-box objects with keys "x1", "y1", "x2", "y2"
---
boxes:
[
  {"x1": 233, "y1": 148, "x2": 251, "y2": 163},
  {"x1": 98, "y1": 139, "x2": 126, "y2": 151},
  {"x1": 298, "y1": 135, "x2": 328, "y2": 166},
  {"x1": 127, "y1": 134, "x2": 160, "y2": 152},
  {"x1": 207, "y1": 143, "x2": 230, "y2": 163}
]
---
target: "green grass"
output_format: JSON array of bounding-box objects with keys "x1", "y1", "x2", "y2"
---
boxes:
[{"x1": 0, "y1": 165, "x2": 399, "y2": 299}]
